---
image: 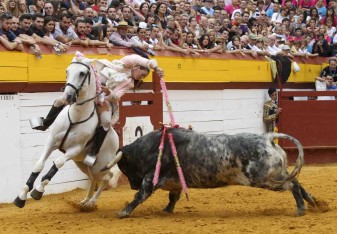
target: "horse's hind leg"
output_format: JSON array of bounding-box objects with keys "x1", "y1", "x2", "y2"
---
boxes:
[
  {"x1": 14, "y1": 139, "x2": 56, "y2": 208},
  {"x1": 80, "y1": 179, "x2": 97, "y2": 205},
  {"x1": 84, "y1": 170, "x2": 114, "y2": 208},
  {"x1": 291, "y1": 179, "x2": 306, "y2": 216}
]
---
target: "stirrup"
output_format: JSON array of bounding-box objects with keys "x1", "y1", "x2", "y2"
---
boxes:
[
  {"x1": 30, "y1": 117, "x2": 47, "y2": 131},
  {"x1": 83, "y1": 154, "x2": 97, "y2": 167}
]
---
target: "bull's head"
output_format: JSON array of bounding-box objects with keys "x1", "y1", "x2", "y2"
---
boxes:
[{"x1": 117, "y1": 151, "x2": 143, "y2": 190}]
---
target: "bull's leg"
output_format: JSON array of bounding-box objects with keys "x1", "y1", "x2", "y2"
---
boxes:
[
  {"x1": 291, "y1": 180, "x2": 305, "y2": 216},
  {"x1": 299, "y1": 183, "x2": 317, "y2": 207},
  {"x1": 14, "y1": 138, "x2": 56, "y2": 208},
  {"x1": 163, "y1": 191, "x2": 181, "y2": 213},
  {"x1": 118, "y1": 174, "x2": 154, "y2": 219}
]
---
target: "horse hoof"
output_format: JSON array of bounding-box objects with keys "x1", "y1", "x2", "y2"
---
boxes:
[
  {"x1": 30, "y1": 189, "x2": 43, "y2": 200},
  {"x1": 117, "y1": 210, "x2": 129, "y2": 219},
  {"x1": 13, "y1": 196, "x2": 26, "y2": 208}
]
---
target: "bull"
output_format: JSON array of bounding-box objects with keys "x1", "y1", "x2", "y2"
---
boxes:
[{"x1": 109, "y1": 128, "x2": 317, "y2": 218}]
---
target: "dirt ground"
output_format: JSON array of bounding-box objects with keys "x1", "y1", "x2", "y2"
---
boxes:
[{"x1": 1, "y1": 164, "x2": 336, "y2": 234}]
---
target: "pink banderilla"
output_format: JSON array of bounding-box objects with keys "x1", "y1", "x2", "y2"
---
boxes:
[
  {"x1": 160, "y1": 78, "x2": 176, "y2": 126},
  {"x1": 168, "y1": 133, "x2": 189, "y2": 200},
  {"x1": 152, "y1": 126, "x2": 166, "y2": 186}
]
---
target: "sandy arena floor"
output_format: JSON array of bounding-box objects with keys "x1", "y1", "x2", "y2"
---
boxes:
[{"x1": 1, "y1": 164, "x2": 336, "y2": 234}]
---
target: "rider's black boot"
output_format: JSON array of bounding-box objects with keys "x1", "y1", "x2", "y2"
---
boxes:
[
  {"x1": 89, "y1": 126, "x2": 108, "y2": 156},
  {"x1": 33, "y1": 104, "x2": 65, "y2": 131},
  {"x1": 83, "y1": 127, "x2": 108, "y2": 166}
]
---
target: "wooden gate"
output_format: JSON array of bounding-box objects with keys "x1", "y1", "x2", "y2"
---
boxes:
[{"x1": 278, "y1": 91, "x2": 337, "y2": 164}]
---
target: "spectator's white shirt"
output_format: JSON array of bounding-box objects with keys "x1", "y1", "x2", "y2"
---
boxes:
[
  {"x1": 271, "y1": 12, "x2": 287, "y2": 24},
  {"x1": 52, "y1": 23, "x2": 78, "y2": 40},
  {"x1": 226, "y1": 41, "x2": 233, "y2": 50},
  {"x1": 327, "y1": 27, "x2": 336, "y2": 38},
  {"x1": 149, "y1": 37, "x2": 159, "y2": 45},
  {"x1": 266, "y1": 45, "x2": 279, "y2": 55}
]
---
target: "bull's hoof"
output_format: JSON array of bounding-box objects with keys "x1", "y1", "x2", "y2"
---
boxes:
[
  {"x1": 117, "y1": 210, "x2": 130, "y2": 219},
  {"x1": 30, "y1": 189, "x2": 43, "y2": 200},
  {"x1": 13, "y1": 196, "x2": 26, "y2": 208},
  {"x1": 163, "y1": 207, "x2": 174, "y2": 213},
  {"x1": 296, "y1": 209, "x2": 305, "y2": 217}
]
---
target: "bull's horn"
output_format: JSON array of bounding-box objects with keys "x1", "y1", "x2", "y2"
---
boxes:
[{"x1": 100, "y1": 151, "x2": 123, "y2": 172}]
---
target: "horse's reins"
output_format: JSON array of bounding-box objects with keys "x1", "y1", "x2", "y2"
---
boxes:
[{"x1": 59, "y1": 61, "x2": 98, "y2": 153}]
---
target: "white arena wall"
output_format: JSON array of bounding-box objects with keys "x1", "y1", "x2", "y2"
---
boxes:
[{"x1": 0, "y1": 89, "x2": 268, "y2": 203}]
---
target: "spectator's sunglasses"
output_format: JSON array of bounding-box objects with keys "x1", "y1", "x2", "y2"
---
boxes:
[{"x1": 152, "y1": 24, "x2": 159, "y2": 28}]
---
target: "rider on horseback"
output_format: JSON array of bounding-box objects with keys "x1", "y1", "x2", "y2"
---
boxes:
[{"x1": 31, "y1": 54, "x2": 164, "y2": 165}]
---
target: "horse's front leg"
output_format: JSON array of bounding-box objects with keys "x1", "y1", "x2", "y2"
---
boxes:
[
  {"x1": 14, "y1": 137, "x2": 57, "y2": 208},
  {"x1": 30, "y1": 146, "x2": 83, "y2": 200}
]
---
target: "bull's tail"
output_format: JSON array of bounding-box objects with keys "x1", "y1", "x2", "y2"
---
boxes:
[
  {"x1": 100, "y1": 151, "x2": 123, "y2": 172},
  {"x1": 266, "y1": 132, "x2": 304, "y2": 184}
]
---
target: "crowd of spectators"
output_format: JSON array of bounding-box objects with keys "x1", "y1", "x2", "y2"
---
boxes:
[{"x1": 0, "y1": 0, "x2": 336, "y2": 59}]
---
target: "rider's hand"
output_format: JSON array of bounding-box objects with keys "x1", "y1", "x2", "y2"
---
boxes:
[
  {"x1": 101, "y1": 86, "x2": 111, "y2": 95},
  {"x1": 155, "y1": 67, "x2": 164, "y2": 78}
]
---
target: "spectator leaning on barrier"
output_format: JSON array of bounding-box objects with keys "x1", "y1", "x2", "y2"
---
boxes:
[
  {"x1": 0, "y1": 12, "x2": 24, "y2": 51},
  {"x1": 53, "y1": 13, "x2": 79, "y2": 44}
]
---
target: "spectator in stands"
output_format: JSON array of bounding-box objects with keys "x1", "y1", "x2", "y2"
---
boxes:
[
  {"x1": 263, "y1": 88, "x2": 281, "y2": 133},
  {"x1": 159, "y1": 26, "x2": 189, "y2": 54},
  {"x1": 43, "y1": 2, "x2": 54, "y2": 17},
  {"x1": 17, "y1": 0, "x2": 28, "y2": 16},
  {"x1": 231, "y1": 0, "x2": 247, "y2": 19},
  {"x1": 271, "y1": 6, "x2": 289, "y2": 26},
  {"x1": 106, "y1": 6, "x2": 119, "y2": 26},
  {"x1": 119, "y1": 5, "x2": 134, "y2": 26},
  {"x1": 225, "y1": 0, "x2": 239, "y2": 16},
  {"x1": 11, "y1": 14, "x2": 42, "y2": 55},
  {"x1": 266, "y1": 0, "x2": 279, "y2": 18},
  {"x1": 149, "y1": 3, "x2": 157, "y2": 14},
  {"x1": 43, "y1": 16, "x2": 69, "y2": 53},
  {"x1": 139, "y1": 2, "x2": 149, "y2": 19},
  {"x1": 318, "y1": 58, "x2": 337, "y2": 82},
  {"x1": 317, "y1": 0, "x2": 327, "y2": 18},
  {"x1": 53, "y1": 13, "x2": 79, "y2": 44},
  {"x1": 154, "y1": 2, "x2": 167, "y2": 30},
  {"x1": 33, "y1": 0, "x2": 45, "y2": 15},
  {"x1": 4, "y1": 0, "x2": 19, "y2": 17},
  {"x1": 201, "y1": 0, "x2": 214, "y2": 17},
  {"x1": 0, "y1": 3, "x2": 6, "y2": 14},
  {"x1": 321, "y1": 7, "x2": 337, "y2": 26},
  {"x1": 148, "y1": 24, "x2": 162, "y2": 50},
  {"x1": 68, "y1": 0, "x2": 87, "y2": 16},
  {"x1": 0, "y1": 12, "x2": 24, "y2": 51},
  {"x1": 110, "y1": 20, "x2": 144, "y2": 49},
  {"x1": 102, "y1": 24, "x2": 113, "y2": 39},
  {"x1": 313, "y1": 32, "x2": 330, "y2": 56}
]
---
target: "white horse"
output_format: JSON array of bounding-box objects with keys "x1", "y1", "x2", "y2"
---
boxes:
[{"x1": 14, "y1": 52, "x2": 122, "y2": 209}]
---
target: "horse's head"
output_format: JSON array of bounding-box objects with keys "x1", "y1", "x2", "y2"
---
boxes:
[{"x1": 64, "y1": 51, "x2": 95, "y2": 105}]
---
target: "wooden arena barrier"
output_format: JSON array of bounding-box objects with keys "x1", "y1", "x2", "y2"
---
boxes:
[
  {"x1": 278, "y1": 91, "x2": 337, "y2": 164},
  {"x1": 114, "y1": 71, "x2": 163, "y2": 147}
]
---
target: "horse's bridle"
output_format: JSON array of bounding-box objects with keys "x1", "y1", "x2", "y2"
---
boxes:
[{"x1": 64, "y1": 62, "x2": 91, "y2": 103}]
